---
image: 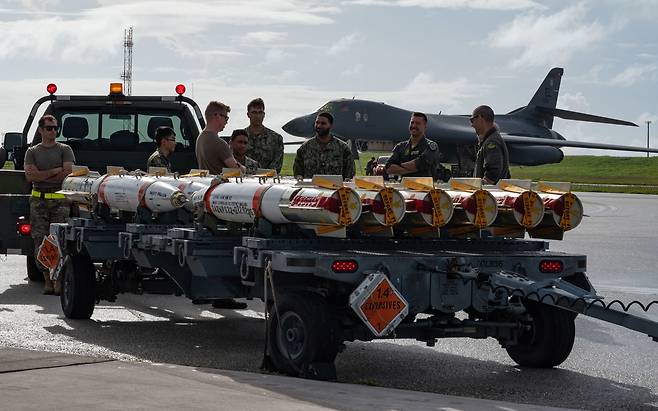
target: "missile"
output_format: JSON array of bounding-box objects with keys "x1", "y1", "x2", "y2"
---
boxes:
[
  {"x1": 488, "y1": 180, "x2": 546, "y2": 229},
  {"x1": 91, "y1": 173, "x2": 187, "y2": 213},
  {"x1": 193, "y1": 175, "x2": 363, "y2": 235},
  {"x1": 59, "y1": 166, "x2": 101, "y2": 203},
  {"x1": 443, "y1": 178, "x2": 498, "y2": 230},
  {"x1": 148, "y1": 175, "x2": 209, "y2": 211},
  {"x1": 527, "y1": 182, "x2": 584, "y2": 239},
  {"x1": 350, "y1": 177, "x2": 406, "y2": 231}
]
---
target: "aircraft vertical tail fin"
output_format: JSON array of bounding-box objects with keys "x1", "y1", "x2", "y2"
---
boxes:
[{"x1": 508, "y1": 67, "x2": 637, "y2": 129}]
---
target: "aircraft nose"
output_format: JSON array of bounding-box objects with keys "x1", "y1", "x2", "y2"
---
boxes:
[{"x1": 283, "y1": 113, "x2": 315, "y2": 137}]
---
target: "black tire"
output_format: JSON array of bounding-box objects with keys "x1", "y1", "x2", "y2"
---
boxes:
[
  {"x1": 506, "y1": 300, "x2": 575, "y2": 368},
  {"x1": 60, "y1": 253, "x2": 96, "y2": 319},
  {"x1": 268, "y1": 291, "x2": 340, "y2": 376},
  {"x1": 26, "y1": 255, "x2": 44, "y2": 282}
]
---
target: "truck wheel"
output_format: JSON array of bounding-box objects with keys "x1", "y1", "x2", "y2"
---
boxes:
[
  {"x1": 268, "y1": 291, "x2": 340, "y2": 376},
  {"x1": 26, "y1": 255, "x2": 44, "y2": 282},
  {"x1": 506, "y1": 300, "x2": 575, "y2": 368},
  {"x1": 60, "y1": 253, "x2": 96, "y2": 319}
]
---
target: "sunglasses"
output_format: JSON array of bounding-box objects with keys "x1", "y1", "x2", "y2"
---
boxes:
[
  {"x1": 249, "y1": 110, "x2": 265, "y2": 115},
  {"x1": 43, "y1": 125, "x2": 59, "y2": 131},
  {"x1": 166, "y1": 137, "x2": 176, "y2": 142},
  {"x1": 469, "y1": 115, "x2": 480, "y2": 123}
]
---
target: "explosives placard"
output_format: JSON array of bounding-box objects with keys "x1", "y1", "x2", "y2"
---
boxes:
[
  {"x1": 350, "y1": 272, "x2": 408, "y2": 337},
  {"x1": 37, "y1": 234, "x2": 61, "y2": 272}
]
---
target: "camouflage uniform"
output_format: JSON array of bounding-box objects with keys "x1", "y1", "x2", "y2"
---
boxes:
[
  {"x1": 385, "y1": 136, "x2": 442, "y2": 179},
  {"x1": 245, "y1": 126, "x2": 284, "y2": 173},
  {"x1": 293, "y1": 136, "x2": 355, "y2": 180},
  {"x1": 147, "y1": 148, "x2": 172, "y2": 172},
  {"x1": 24, "y1": 142, "x2": 74, "y2": 293},
  {"x1": 474, "y1": 128, "x2": 510, "y2": 184}
]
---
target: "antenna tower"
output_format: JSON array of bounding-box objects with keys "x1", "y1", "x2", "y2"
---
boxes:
[{"x1": 121, "y1": 27, "x2": 134, "y2": 96}]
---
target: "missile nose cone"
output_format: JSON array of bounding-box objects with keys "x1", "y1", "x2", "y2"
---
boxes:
[
  {"x1": 171, "y1": 191, "x2": 188, "y2": 209},
  {"x1": 283, "y1": 113, "x2": 315, "y2": 137}
]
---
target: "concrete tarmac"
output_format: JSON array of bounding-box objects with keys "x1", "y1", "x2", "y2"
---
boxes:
[{"x1": 0, "y1": 347, "x2": 575, "y2": 411}]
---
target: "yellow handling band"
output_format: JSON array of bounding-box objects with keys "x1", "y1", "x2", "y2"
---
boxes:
[
  {"x1": 521, "y1": 191, "x2": 533, "y2": 228},
  {"x1": 337, "y1": 187, "x2": 354, "y2": 226},
  {"x1": 474, "y1": 190, "x2": 488, "y2": 228},
  {"x1": 429, "y1": 189, "x2": 445, "y2": 227},
  {"x1": 381, "y1": 187, "x2": 397, "y2": 226},
  {"x1": 559, "y1": 193, "x2": 575, "y2": 230}
]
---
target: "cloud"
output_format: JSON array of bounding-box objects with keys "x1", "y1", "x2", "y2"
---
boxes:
[
  {"x1": 341, "y1": 63, "x2": 363, "y2": 76},
  {"x1": 0, "y1": 1, "x2": 335, "y2": 61},
  {"x1": 610, "y1": 64, "x2": 658, "y2": 87},
  {"x1": 488, "y1": 3, "x2": 609, "y2": 68},
  {"x1": 242, "y1": 31, "x2": 288, "y2": 43},
  {"x1": 342, "y1": 0, "x2": 543, "y2": 10},
  {"x1": 328, "y1": 33, "x2": 359, "y2": 55}
]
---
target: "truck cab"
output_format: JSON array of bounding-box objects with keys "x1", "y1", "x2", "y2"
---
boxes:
[{"x1": 0, "y1": 82, "x2": 206, "y2": 280}]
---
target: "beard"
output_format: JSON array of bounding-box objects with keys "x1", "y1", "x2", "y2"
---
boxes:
[{"x1": 316, "y1": 127, "x2": 330, "y2": 137}]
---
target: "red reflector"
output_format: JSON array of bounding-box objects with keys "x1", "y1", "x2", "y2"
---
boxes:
[
  {"x1": 331, "y1": 260, "x2": 358, "y2": 273},
  {"x1": 18, "y1": 223, "x2": 31, "y2": 236},
  {"x1": 539, "y1": 260, "x2": 563, "y2": 273},
  {"x1": 175, "y1": 84, "x2": 186, "y2": 95},
  {"x1": 46, "y1": 83, "x2": 57, "y2": 94}
]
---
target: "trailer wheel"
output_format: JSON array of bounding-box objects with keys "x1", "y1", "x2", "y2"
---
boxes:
[
  {"x1": 26, "y1": 255, "x2": 44, "y2": 282},
  {"x1": 268, "y1": 291, "x2": 340, "y2": 376},
  {"x1": 506, "y1": 300, "x2": 575, "y2": 368},
  {"x1": 60, "y1": 253, "x2": 96, "y2": 319}
]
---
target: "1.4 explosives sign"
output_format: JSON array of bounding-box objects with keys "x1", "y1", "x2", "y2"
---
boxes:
[{"x1": 349, "y1": 272, "x2": 408, "y2": 337}]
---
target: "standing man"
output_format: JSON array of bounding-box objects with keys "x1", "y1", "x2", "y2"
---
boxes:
[
  {"x1": 365, "y1": 156, "x2": 376, "y2": 176},
  {"x1": 195, "y1": 101, "x2": 245, "y2": 175},
  {"x1": 293, "y1": 112, "x2": 355, "y2": 180},
  {"x1": 147, "y1": 126, "x2": 176, "y2": 172},
  {"x1": 195, "y1": 102, "x2": 246, "y2": 310},
  {"x1": 244, "y1": 98, "x2": 284, "y2": 173},
  {"x1": 229, "y1": 129, "x2": 259, "y2": 174},
  {"x1": 385, "y1": 112, "x2": 442, "y2": 179},
  {"x1": 470, "y1": 105, "x2": 510, "y2": 184},
  {"x1": 24, "y1": 115, "x2": 75, "y2": 295}
]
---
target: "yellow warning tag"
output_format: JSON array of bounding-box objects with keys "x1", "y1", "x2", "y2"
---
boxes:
[
  {"x1": 521, "y1": 191, "x2": 533, "y2": 228},
  {"x1": 381, "y1": 187, "x2": 397, "y2": 226},
  {"x1": 559, "y1": 193, "x2": 575, "y2": 230},
  {"x1": 337, "y1": 187, "x2": 354, "y2": 226},
  {"x1": 402, "y1": 177, "x2": 434, "y2": 191},
  {"x1": 429, "y1": 189, "x2": 445, "y2": 227},
  {"x1": 474, "y1": 190, "x2": 488, "y2": 228},
  {"x1": 451, "y1": 180, "x2": 479, "y2": 192}
]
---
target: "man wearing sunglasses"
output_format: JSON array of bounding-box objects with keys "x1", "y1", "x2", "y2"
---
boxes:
[
  {"x1": 147, "y1": 126, "x2": 177, "y2": 172},
  {"x1": 23, "y1": 114, "x2": 75, "y2": 295},
  {"x1": 244, "y1": 98, "x2": 283, "y2": 173},
  {"x1": 195, "y1": 101, "x2": 245, "y2": 175},
  {"x1": 470, "y1": 105, "x2": 510, "y2": 184}
]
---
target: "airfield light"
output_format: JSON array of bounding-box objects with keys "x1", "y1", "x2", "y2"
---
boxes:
[
  {"x1": 46, "y1": 83, "x2": 57, "y2": 95},
  {"x1": 175, "y1": 84, "x2": 186, "y2": 95},
  {"x1": 109, "y1": 83, "x2": 124, "y2": 95}
]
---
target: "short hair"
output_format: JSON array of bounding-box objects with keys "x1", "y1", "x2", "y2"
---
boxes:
[
  {"x1": 155, "y1": 126, "x2": 176, "y2": 145},
  {"x1": 38, "y1": 114, "x2": 57, "y2": 127},
  {"x1": 247, "y1": 98, "x2": 265, "y2": 111},
  {"x1": 412, "y1": 112, "x2": 428, "y2": 123},
  {"x1": 205, "y1": 101, "x2": 231, "y2": 120},
  {"x1": 230, "y1": 129, "x2": 248, "y2": 142},
  {"x1": 317, "y1": 112, "x2": 334, "y2": 124},
  {"x1": 473, "y1": 105, "x2": 495, "y2": 122}
]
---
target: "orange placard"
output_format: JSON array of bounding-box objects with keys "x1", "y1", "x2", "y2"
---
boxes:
[
  {"x1": 359, "y1": 278, "x2": 407, "y2": 334},
  {"x1": 37, "y1": 235, "x2": 60, "y2": 270}
]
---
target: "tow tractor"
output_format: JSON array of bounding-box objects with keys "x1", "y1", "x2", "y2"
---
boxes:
[{"x1": 39, "y1": 168, "x2": 658, "y2": 380}]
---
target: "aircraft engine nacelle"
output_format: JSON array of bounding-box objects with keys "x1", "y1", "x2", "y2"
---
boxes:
[{"x1": 508, "y1": 144, "x2": 564, "y2": 166}]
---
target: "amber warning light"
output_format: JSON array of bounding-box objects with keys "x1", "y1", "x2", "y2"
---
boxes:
[
  {"x1": 109, "y1": 83, "x2": 124, "y2": 95},
  {"x1": 46, "y1": 83, "x2": 57, "y2": 95},
  {"x1": 175, "y1": 84, "x2": 186, "y2": 95}
]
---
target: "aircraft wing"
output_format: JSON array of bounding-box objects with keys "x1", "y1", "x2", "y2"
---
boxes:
[{"x1": 502, "y1": 134, "x2": 658, "y2": 154}]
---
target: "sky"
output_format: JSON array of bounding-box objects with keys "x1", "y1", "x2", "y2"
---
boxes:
[{"x1": 0, "y1": 0, "x2": 656, "y2": 155}]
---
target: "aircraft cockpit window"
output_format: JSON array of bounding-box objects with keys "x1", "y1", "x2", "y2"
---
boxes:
[{"x1": 318, "y1": 103, "x2": 334, "y2": 113}]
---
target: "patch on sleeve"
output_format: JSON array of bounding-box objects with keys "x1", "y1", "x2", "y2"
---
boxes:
[
  {"x1": 428, "y1": 141, "x2": 437, "y2": 151},
  {"x1": 486, "y1": 142, "x2": 497, "y2": 150}
]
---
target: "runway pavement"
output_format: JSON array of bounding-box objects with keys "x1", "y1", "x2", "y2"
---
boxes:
[{"x1": 1, "y1": 192, "x2": 657, "y2": 410}]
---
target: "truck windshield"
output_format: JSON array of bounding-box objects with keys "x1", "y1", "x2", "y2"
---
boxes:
[{"x1": 54, "y1": 111, "x2": 189, "y2": 151}]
